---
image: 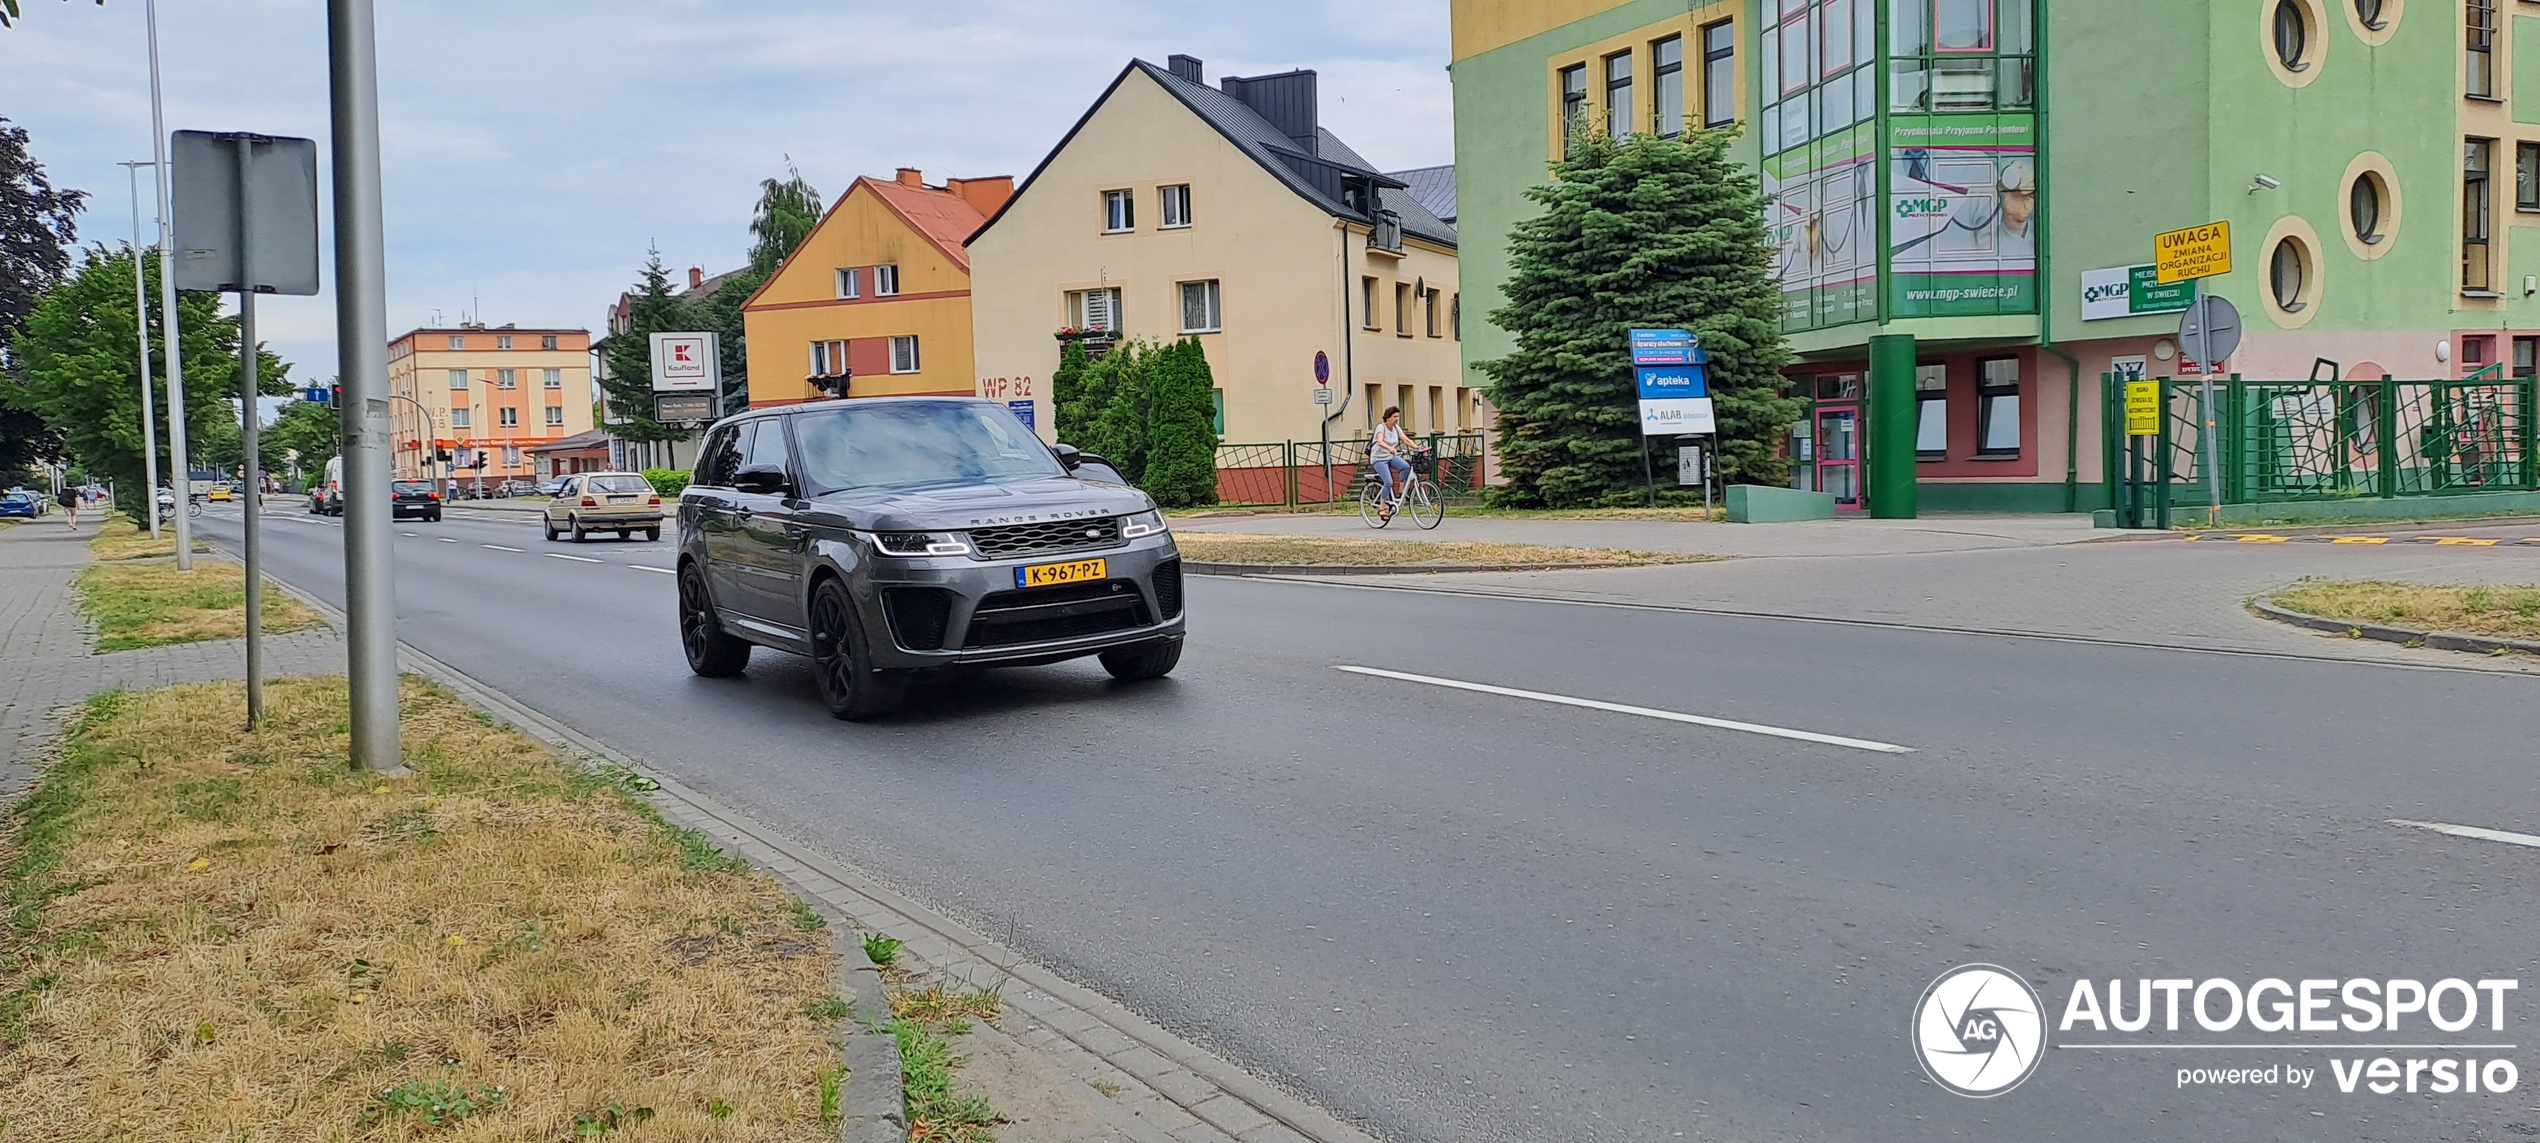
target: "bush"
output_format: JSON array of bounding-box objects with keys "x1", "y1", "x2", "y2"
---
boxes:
[
  {"x1": 640, "y1": 468, "x2": 689, "y2": 498},
  {"x1": 1085, "y1": 342, "x2": 1151, "y2": 485},
  {"x1": 1051, "y1": 340, "x2": 1095, "y2": 446},
  {"x1": 1140, "y1": 338, "x2": 1219, "y2": 508}
]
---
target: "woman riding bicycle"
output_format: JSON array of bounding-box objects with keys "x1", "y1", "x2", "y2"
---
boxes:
[{"x1": 1369, "y1": 407, "x2": 1414, "y2": 520}]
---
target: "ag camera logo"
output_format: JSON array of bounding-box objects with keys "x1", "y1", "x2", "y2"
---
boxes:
[{"x1": 1914, "y1": 964, "x2": 2047, "y2": 1097}]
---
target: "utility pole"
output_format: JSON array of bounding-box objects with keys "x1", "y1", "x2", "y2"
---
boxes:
[
  {"x1": 144, "y1": 0, "x2": 192, "y2": 570},
  {"x1": 329, "y1": 0, "x2": 405, "y2": 774},
  {"x1": 118, "y1": 160, "x2": 162, "y2": 540},
  {"x1": 232, "y1": 134, "x2": 266, "y2": 729}
]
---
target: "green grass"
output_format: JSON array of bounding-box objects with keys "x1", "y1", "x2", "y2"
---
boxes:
[
  {"x1": 894, "y1": 1018, "x2": 998, "y2": 1142},
  {"x1": 72, "y1": 559, "x2": 322, "y2": 651},
  {"x1": 862, "y1": 933, "x2": 904, "y2": 967}
]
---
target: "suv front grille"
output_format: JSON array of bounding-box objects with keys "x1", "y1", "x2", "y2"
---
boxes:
[
  {"x1": 964, "y1": 579, "x2": 1150, "y2": 648},
  {"x1": 967, "y1": 516, "x2": 1123, "y2": 560}
]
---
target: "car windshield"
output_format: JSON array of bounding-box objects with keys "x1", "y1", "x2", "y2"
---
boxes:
[
  {"x1": 588, "y1": 475, "x2": 651, "y2": 494},
  {"x1": 791, "y1": 402, "x2": 1062, "y2": 493}
]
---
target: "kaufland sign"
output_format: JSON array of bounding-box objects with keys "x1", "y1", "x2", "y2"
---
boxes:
[{"x1": 649, "y1": 332, "x2": 717, "y2": 392}]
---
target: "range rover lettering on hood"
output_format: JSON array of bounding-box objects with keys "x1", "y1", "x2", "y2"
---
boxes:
[{"x1": 965, "y1": 508, "x2": 1111, "y2": 526}]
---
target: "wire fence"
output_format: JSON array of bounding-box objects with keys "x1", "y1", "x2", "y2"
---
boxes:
[{"x1": 1213, "y1": 434, "x2": 1489, "y2": 508}]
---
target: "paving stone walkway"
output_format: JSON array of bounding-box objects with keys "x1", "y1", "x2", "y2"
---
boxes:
[{"x1": 0, "y1": 519, "x2": 343, "y2": 797}]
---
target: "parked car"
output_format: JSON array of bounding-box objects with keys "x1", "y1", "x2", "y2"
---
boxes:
[
  {"x1": 674, "y1": 397, "x2": 1184, "y2": 720},
  {"x1": 310, "y1": 457, "x2": 344, "y2": 515},
  {"x1": 497, "y1": 478, "x2": 538, "y2": 499},
  {"x1": 7, "y1": 487, "x2": 51, "y2": 515},
  {"x1": 0, "y1": 492, "x2": 39, "y2": 519},
  {"x1": 391, "y1": 479, "x2": 443, "y2": 522},
  {"x1": 537, "y1": 478, "x2": 568, "y2": 497},
  {"x1": 544, "y1": 472, "x2": 661, "y2": 542}
]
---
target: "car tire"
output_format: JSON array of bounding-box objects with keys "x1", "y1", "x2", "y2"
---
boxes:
[
  {"x1": 644, "y1": 527, "x2": 661, "y2": 542},
  {"x1": 677, "y1": 564, "x2": 751, "y2": 678},
  {"x1": 428, "y1": 512, "x2": 441, "y2": 522},
  {"x1": 1098, "y1": 636, "x2": 1184, "y2": 681},
  {"x1": 569, "y1": 516, "x2": 587, "y2": 543},
  {"x1": 808, "y1": 577, "x2": 901, "y2": 721},
  {"x1": 616, "y1": 530, "x2": 629, "y2": 541},
  {"x1": 542, "y1": 517, "x2": 558, "y2": 542}
]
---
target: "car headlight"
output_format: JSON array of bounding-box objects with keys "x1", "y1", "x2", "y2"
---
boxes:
[
  {"x1": 873, "y1": 531, "x2": 972, "y2": 557},
  {"x1": 1120, "y1": 510, "x2": 1168, "y2": 540}
]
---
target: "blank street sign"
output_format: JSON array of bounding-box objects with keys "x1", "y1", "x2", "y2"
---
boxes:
[{"x1": 170, "y1": 131, "x2": 320, "y2": 296}]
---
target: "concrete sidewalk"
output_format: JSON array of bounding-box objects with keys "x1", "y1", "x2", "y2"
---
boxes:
[{"x1": 1175, "y1": 510, "x2": 2108, "y2": 557}]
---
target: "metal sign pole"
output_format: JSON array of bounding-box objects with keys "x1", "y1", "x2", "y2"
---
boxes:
[
  {"x1": 145, "y1": 0, "x2": 192, "y2": 570},
  {"x1": 233, "y1": 136, "x2": 264, "y2": 729},
  {"x1": 329, "y1": 0, "x2": 404, "y2": 774},
  {"x1": 2197, "y1": 319, "x2": 2221, "y2": 526},
  {"x1": 120, "y1": 160, "x2": 162, "y2": 540}
]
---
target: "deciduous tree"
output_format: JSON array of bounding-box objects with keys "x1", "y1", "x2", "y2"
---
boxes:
[{"x1": 0, "y1": 115, "x2": 83, "y2": 482}]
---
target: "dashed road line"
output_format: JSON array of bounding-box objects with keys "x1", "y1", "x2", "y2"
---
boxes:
[
  {"x1": 2189, "y1": 533, "x2": 2539, "y2": 546},
  {"x1": 545, "y1": 553, "x2": 603, "y2": 564},
  {"x1": 436, "y1": 537, "x2": 457, "y2": 543},
  {"x1": 1334, "y1": 665, "x2": 1916, "y2": 754},
  {"x1": 2388, "y1": 819, "x2": 2540, "y2": 850},
  {"x1": 400, "y1": 531, "x2": 418, "y2": 537},
  {"x1": 481, "y1": 544, "x2": 524, "y2": 553},
  {"x1": 627, "y1": 565, "x2": 675, "y2": 574}
]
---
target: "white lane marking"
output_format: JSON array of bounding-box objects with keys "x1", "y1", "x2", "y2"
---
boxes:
[
  {"x1": 400, "y1": 531, "x2": 418, "y2": 537},
  {"x1": 2388, "y1": 819, "x2": 2540, "y2": 849},
  {"x1": 437, "y1": 537, "x2": 457, "y2": 543},
  {"x1": 481, "y1": 544, "x2": 524, "y2": 553},
  {"x1": 1333, "y1": 665, "x2": 1916, "y2": 754},
  {"x1": 627, "y1": 565, "x2": 675, "y2": 574},
  {"x1": 546, "y1": 553, "x2": 603, "y2": 564}
]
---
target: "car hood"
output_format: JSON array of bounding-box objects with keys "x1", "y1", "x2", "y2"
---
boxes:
[{"x1": 792, "y1": 475, "x2": 1154, "y2": 533}]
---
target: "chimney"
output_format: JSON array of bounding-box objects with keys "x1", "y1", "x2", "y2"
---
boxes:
[
  {"x1": 1220, "y1": 69, "x2": 1319, "y2": 153},
  {"x1": 897, "y1": 167, "x2": 924, "y2": 188},
  {"x1": 1167, "y1": 54, "x2": 1203, "y2": 84},
  {"x1": 687, "y1": 266, "x2": 703, "y2": 289},
  {"x1": 945, "y1": 176, "x2": 1016, "y2": 218}
]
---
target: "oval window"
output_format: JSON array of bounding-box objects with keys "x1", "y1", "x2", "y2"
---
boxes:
[
  {"x1": 2274, "y1": 1, "x2": 2310, "y2": 69},
  {"x1": 2349, "y1": 172, "x2": 2385, "y2": 243},
  {"x1": 2354, "y1": 0, "x2": 2386, "y2": 30},
  {"x1": 2271, "y1": 238, "x2": 2310, "y2": 312}
]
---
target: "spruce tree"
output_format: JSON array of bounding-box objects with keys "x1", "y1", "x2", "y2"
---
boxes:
[
  {"x1": 1478, "y1": 127, "x2": 1798, "y2": 507},
  {"x1": 600, "y1": 251, "x2": 693, "y2": 446},
  {"x1": 1139, "y1": 337, "x2": 1220, "y2": 508},
  {"x1": 1050, "y1": 339, "x2": 1093, "y2": 445},
  {"x1": 1087, "y1": 342, "x2": 1150, "y2": 485}
]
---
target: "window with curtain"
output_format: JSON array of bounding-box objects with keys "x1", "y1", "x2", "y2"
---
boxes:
[
  {"x1": 874, "y1": 264, "x2": 899, "y2": 296},
  {"x1": 1103, "y1": 190, "x2": 1134, "y2": 232},
  {"x1": 543, "y1": 368, "x2": 561, "y2": 388},
  {"x1": 544, "y1": 406, "x2": 564, "y2": 426},
  {"x1": 448, "y1": 369, "x2": 468, "y2": 390},
  {"x1": 1160, "y1": 184, "x2": 1192, "y2": 228},
  {"x1": 1178, "y1": 280, "x2": 1221, "y2": 333},
  {"x1": 499, "y1": 407, "x2": 519, "y2": 427},
  {"x1": 835, "y1": 267, "x2": 860, "y2": 298},
  {"x1": 1066, "y1": 288, "x2": 1121, "y2": 332},
  {"x1": 890, "y1": 335, "x2": 921, "y2": 374}
]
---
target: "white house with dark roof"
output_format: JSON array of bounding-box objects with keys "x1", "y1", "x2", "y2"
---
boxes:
[{"x1": 967, "y1": 54, "x2": 1474, "y2": 449}]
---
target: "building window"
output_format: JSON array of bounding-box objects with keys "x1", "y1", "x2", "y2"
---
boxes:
[
  {"x1": 1103, "y1": 189, "x2": 1135, "y2": 232},
  {"x1": 504, "y1": 445, "x2": 521, "y2": 466},
  {"x1": 1161, "y1": 184, "x2": 1192, "y2": 228},
  {"x1": 1065, "y1": 288, "x2": 1121, "y2": 332},
  {"x1": 2466, "y1": 138, "x2": 2495, "y2": 291},
  {"x1": 875, "y1": 264, "x2": 899, "y2": 296},
  {"x1": 2272, "y1": 0, "x2": 2311, "y2": 70},
  {"x1": 1451, "y1": 293, "x2": 1461, "y2": 340},
  {"x1": 2520, "y1": 143, "x2": 2540, "y2": 211},
  {"x1": 544, "y1": 405, "x2": 564, "y2": 426},
  {"x1": 890, "y1": 335, "x2": 920, "y2": 374},
  {"x1": 1915, "y1": 364, "x2": 1948, "y2": 457},
  {"x1": 2356, "y1": 0, "x2": 2387, "y2": 29},
  {"x1": 1560, "y1": 64, "x2": 1588, "y2": 155},
  {"x1": 2350, "y1": 171, "x2": 2387, "y2": 241},
  {"x1": 1424, "y1": 289, "x2": 1441, "y2": 337},
  {"x1": 1178, "y1": 279, "x2": 1221, "y2": 333},
  {"x1": 541, "y1": 334, "x2": 558, "y2": 350},
  {"x1": 497, "y1": 368, "x2": 517, "y2": 389},
  {"x1": 1653, "y1": 35, "x2": 1685, "y2": 137},
  {"x1": 1976, "y1": 358, "x2": 2020, "y2": 455},
  {"x1": 2468, "y1": 0, "x2": 2498, "y2": 97},
  {"x1": 810, "y1": 339, "x2": 848, "y2": 377},
  {"x1": 2516, "y1": 336, "x2": 2538, "y2": 377},
  {"x1": 1361, "y1": 277, "x2": 1380, "y2": 330},
  {"x1": 2269, "y1": 237, "x2": 2311, "y2": 312},
  {"x1": 1211, "y1": 389, "x2": 1225, "y2": 436},
  {"x1": 1604, "y1": 51, "x2": 1633, "y2": 140},
  {"x1": 499, "y1": 407, "x2": 519, "y2": 427},
  {"x1": 1395, "y1": 282, "x2": 1412, "y2": 335},
  {"x1": 544, "y1": 368, "x2": 562, "y2": 389},
  {"x1": 2464, "y1": 336, "x2": 2491, "y2": 366},
  {"x1": 447, "y1": 369, "x2": 468, "y2": 390},
  {"x1": 496, "y1": 335, "x2": 513, "y2": 351},
  {"x1": 1701, "y1": 20, "x2": 1737, "y2": 127},
  {"x1": 835, "y1": 267, "x2": 861, "y2": 298},
  {"x1": 450, "y1": 408, "x2": 470, "y2": 428},
  {"x1": 446, "y1": 335, "x2": 464, "y2": 350}
]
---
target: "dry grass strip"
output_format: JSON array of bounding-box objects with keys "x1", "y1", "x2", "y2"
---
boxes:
[
  {"x1": 2272, "y1": 579, "x2": 2540, "y2": 641},
  {"x1": 90, "y1": 524, "x2": 211, "y2": 563},
  {"x1": 0, "y1": 676, "x2": 847, "y2": 1141},
  {"x1": 1172, "y1": 531, "x2": 1714, "y2": 568},
  {"x1": 73, "y1": 559, "x2": 325, "y2": 652}
]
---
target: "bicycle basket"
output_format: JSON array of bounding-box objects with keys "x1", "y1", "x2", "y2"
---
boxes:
[{"x1": 1409, "y1": 449, "x2": 1436, "y2": 476}]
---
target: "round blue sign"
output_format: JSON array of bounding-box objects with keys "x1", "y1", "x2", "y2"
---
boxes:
[{"x1": 1314, "y1": 351, "x2": 1330, "y2": 384}]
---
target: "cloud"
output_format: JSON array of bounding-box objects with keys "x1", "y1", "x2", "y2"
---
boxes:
[{"x1": 4, "y1": 0, "x2": 1452, "y2": 381}]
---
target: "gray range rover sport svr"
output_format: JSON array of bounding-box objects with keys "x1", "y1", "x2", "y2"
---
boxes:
[{"x1": 675, "y1": 397, "x2": 1186, "y2": 719}]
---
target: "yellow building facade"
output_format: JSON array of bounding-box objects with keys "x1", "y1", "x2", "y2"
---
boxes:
[
  {"x1": 386, "y1": 326, "x2": 594, "y2": 485},
  {"x1": 743, "y1": 170, "x2": 1011, "y2": 409}
]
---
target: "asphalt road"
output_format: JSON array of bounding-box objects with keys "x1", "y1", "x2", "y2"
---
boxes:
[{"x1": 197, "y1": 504, "x2": 2540, "y2": 1143}]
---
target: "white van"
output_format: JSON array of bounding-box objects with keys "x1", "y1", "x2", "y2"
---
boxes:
[{"x1": 311, "y1": 456, "x2": 345, "y2": 516}]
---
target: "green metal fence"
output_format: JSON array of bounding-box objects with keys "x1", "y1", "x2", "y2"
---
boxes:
[
  {"x1": 1212, "y1": 434, "x2": 1489, "y2": 508},
  {"x1": 2103, "y1": 372, "x2": 2538, "y2": 525}
]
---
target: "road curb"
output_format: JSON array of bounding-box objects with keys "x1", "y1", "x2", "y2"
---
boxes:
[
  {"x1": 1184, "y1": 558, "x2": 1683, "y2": 576},
  {"x1": 2252, "y1": 599, "x2": 2540, "y2": 657}
]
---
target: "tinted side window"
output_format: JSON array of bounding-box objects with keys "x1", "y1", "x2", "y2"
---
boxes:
[
  {"x1": 695, "y1": 426, "x2": 742, "y2": 488},
  {"x1": 742, "y1": 418, "x2": 793, "y2": 477}
]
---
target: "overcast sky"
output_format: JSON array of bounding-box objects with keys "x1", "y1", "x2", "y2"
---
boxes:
[{"x1": 6, "y1": 0, "x2": 1453, "y2": 387}]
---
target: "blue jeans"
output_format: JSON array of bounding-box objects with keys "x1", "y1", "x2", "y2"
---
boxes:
[{"x1": 1372, "y1": 456, "x2": 1412, "y2": 500}]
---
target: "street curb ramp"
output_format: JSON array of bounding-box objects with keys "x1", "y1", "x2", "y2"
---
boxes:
[{"x1": 2253, "y1": 598, "x2": 2540, "y2": 657}]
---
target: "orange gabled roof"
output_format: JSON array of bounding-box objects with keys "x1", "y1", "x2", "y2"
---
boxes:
[{"x1": 859, "y1": 177, "x2": 990, "y2": 271}]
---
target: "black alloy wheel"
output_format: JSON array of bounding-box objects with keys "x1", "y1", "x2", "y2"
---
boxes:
[
  {"x1": 809, "y1": 577, "x2": 900, "y2": 720},
  {"x1": 677, "y1": 564, "x2": 751, "y2": 677}
]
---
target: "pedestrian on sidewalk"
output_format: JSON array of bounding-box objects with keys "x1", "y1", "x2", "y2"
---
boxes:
[{"x1": 58, "y1": 486, "x2": 77, "y2": 529}]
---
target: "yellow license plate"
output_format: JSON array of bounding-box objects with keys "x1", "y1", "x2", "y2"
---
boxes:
[{"x1": 1017, "y1": 558, "x2": 1106, "y2": 588}]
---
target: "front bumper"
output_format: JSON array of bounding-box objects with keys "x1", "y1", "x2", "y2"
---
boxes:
[{"x1": 855, "y1": 537, "x2": 1185, "y2": 669}]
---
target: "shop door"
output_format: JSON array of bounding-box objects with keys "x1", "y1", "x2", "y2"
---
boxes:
[{"x1": 1814, "y1": 406, "x2": 1862, "y2": 510}]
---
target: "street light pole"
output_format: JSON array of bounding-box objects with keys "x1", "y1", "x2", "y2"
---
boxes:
[
  {"x1": 118, "y1": 160, "x2": 161, "y2": 540},
  {"x1": 328, "y1": 0, "x2": 404, "y2": 774},
  {"x1": 144, "y1": 0, "x2": 192, "y2": 570}
]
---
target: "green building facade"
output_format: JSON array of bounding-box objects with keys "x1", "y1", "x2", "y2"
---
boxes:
[{"x1": 1452, "y1": 0, "x2": 2532, "y2": 514}]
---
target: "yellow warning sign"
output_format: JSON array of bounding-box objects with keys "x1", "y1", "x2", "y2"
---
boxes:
[
  {"x1": 2124, "y1": 380, "x2": 2162, "y2": 436},
  {"x1": 2154, "y1": 222, "x2": 2232, "y2": 284}
]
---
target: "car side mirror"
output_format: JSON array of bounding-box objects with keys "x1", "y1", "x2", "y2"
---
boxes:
[
  {"x1": 733, "y1": 463, "x2": 790, "y2": 496},
  {"x1": 1050, "y1": 443, "x2": 1083, "y2": 470}
]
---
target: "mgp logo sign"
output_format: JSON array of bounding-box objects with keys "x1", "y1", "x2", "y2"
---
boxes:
[{"x1": 649, "y1": 332, "x2": 717, "y2": 392}]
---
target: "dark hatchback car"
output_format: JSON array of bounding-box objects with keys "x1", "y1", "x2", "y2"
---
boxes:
[
  {"x1": 675, "y1": 397, "x2": 1185, "y2": 719},
  {"x1": 391, "y1": 480, "x2": 443, "y2": 521}
]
